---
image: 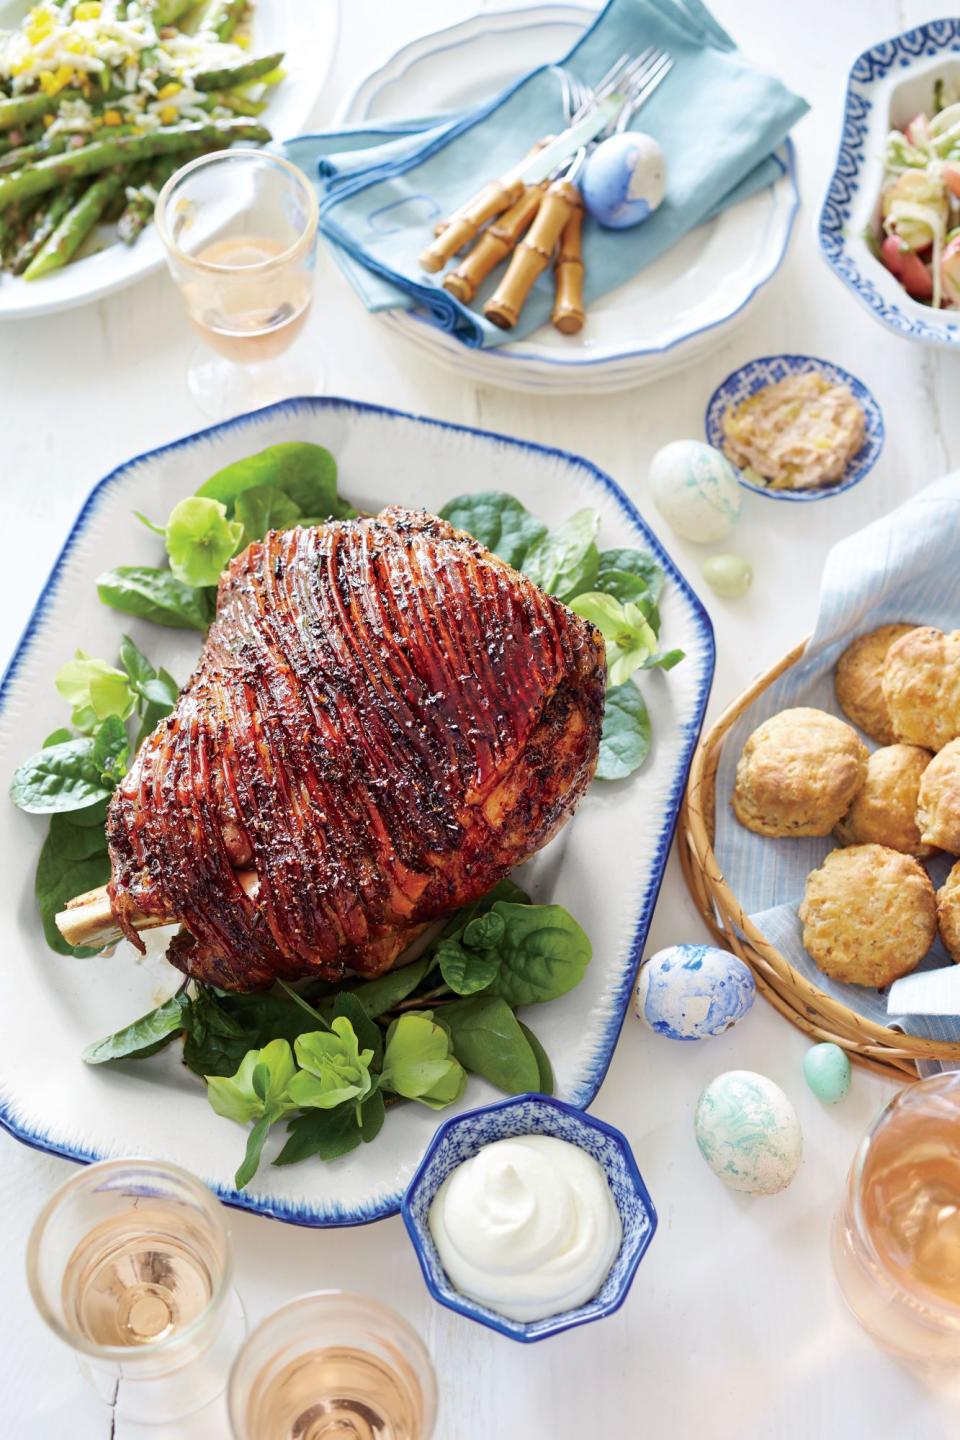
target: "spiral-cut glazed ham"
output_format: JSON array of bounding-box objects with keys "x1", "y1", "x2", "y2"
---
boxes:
[{"x1": 104, "y1": 507, "x2": 605, "y2": 991}]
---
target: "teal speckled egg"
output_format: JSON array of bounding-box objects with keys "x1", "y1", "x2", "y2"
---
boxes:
[
  {"x1": 694, "y1": 1070, "x2": 802, "y2": 1195},
  {"x1": 802, "y1": 1043, "x2": 852, "y2": 1104}
]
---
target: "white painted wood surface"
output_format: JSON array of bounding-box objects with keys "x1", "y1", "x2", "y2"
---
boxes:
[{"x1": 2, "y1": 1, "x2": 960, "y2": 1435}]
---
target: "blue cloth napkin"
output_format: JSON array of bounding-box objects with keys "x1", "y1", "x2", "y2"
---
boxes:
[
  {"x1": 712, "y1": 471, "x2": 960, "y2": 1049},
  {"x1": 284, "y1": 0, "x2": 807, "y2": 348}
]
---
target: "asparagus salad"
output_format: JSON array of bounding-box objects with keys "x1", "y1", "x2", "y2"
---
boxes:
[
  {"x1": 878, "y1": 76, "x2": 960, "y2": 311},
  {"x1": 0, "y1": 0, "x2": 283, "y2": 280}
]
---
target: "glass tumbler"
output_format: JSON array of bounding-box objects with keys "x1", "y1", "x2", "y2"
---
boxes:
[
  {"x1": 832, "y1": 1070, "x2": 960, "y2": 1365},
  {"x1": 26, "y1": 1158, "x2": 246, "y2": 1425},
  {"x1": 228, "y1": 1291, "x2": 438, "y2": 1440},
  {"x1": 155, "y1": 148, "x2": 320, "y2": 419}
]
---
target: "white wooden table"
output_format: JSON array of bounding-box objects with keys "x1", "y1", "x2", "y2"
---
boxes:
[{"x1": 3, "y1": 1, "x2": 960, "y2": 1435}]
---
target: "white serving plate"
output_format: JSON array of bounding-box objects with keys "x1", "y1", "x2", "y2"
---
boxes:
[
  {"x1": 0, "y1": 0, "x2": 339, "y2": 320},
  {"x1": 340, "y1": 5, "x2": 800, "y2": 394},
  {"x1": 0, "y1": 397, "x2": 714, "y2": 1226},
  {"x1": 818, "y1": 19, "x2": 960, "y2": 351}
]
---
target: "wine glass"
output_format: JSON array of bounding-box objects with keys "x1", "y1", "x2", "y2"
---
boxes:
[
  {"x1": 228, "y1": 1291, "x2": 438, "y2": 1440},
  {"x1": 155, "y1": 148, "x2": 320, "y2": 420},
  {"x1": 832, "y1": 1070, "x2": 960, "y2": 1365},
  {"x1": 26, "y1": 1158, "x2": 246, "y2": 1425}
]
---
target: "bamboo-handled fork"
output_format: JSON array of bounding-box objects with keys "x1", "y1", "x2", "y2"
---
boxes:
[{"x1": 485, "y1": 50, "x2": 673, "y2": 331}]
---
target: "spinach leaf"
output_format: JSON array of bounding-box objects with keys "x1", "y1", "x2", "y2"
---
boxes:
[
  {"x1": 522, "y1": 509, "x2": 600, "y2": 603},
  {"x1": 518, "y1": 1020, "x2": 554, "y2": 1096},
  {"x1": 596, "y1": 682, "x2": 651, "y2": 781},
  {"x1": 332, "y1": 991, "x2": 384, "y2": 1069},
  {"x1": 437, "y1": 937, "x2": 500, "y2": 996},
  {"x1": 341, "y1": 952, "x2": 436, "y2": 1020},
  {"x1": 443, "y1": 994, "x2": 540, "y2": 1094},
  {"x1": 97, "y1": 566, "x2": 212, "y2": 632},
  {"x1": 182, "y1": 988, "x2": 310, "y2": 1077},
  {"x1": 438, "y1": 491, "x2": 547, "y2": 569},
  {"x1": 11, "y1": 736, "x2": 114, "y2": 814},
  {"x1": 83, "y1": 992, "x2": 188, "y2": 1064},
  {"x1": 359, "y1": 1087, "x2": 386, "y2": 1143},
  {"x1": 274, "y1": 1100, "x2": 364, "y2": 1167},
  {"x1": 234, "y1": 484, "x2": 303, "y2": 546},
  {"x1": 92, "y1": 714, "x2": 129, "y2": 785},
  {"x1": 596, "y1": 549, "x2": 665, "y2": 604},
  {"x1": 196, "y1": 443, "x2": 354, "y2": 520},
  {"x1": 36, "y1": 809, "x2": 112, "y2": 956},
  {"x1": 486, "y1": 901, "x2": 591, "y2": 1007},
  {"x1": 438, "y1": 876, "x2": 530, "y2": 942}
]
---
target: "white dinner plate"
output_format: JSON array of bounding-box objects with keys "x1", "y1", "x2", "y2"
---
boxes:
[
  {"x1": 0, "y1": 0, "x2": 339, "y2": 320},
  {"x1": 340, "y1": 5, "x2": 800, "y2": 394},
  {"x1": 0, "y1": 397, "x2": 714, "y2": 1226}
]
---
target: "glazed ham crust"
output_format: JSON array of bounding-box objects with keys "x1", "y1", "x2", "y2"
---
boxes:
[{"x1": 106, "y1": 507, "x2": 605, "y2": 991}]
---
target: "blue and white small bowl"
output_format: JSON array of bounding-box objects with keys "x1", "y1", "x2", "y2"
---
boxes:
[
  {"x1": 704, "y1": 354, "x2": 884, "y2": 503},
  {"x1": 401, "y1": 1094, "x2": 657, "y2": 1344},
  {"x1": 819, "y1": 20, "x2": 960, "y2": 351}
]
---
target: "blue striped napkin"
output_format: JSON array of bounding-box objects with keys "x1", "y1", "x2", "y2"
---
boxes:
[{"x1": 712, "y1": 471, "x2": 960, "y2": 1046}]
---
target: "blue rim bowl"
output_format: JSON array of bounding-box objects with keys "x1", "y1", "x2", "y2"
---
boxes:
[
  {"x1": 704, "y1": 353, "x2": 885, "y2": 503},
  {"x1": 400, "y1": 1093, "x2": 657, "y2": 1343}
]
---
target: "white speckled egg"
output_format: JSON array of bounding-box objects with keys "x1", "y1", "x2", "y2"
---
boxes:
[
  {"x1": 803, "y1": 1043, "x2": 852, "y2": 1105},
  {"x1": 649, "y1": 441, "x2": 742, "y2": 543},
  {"x1": 582, "y1": 131, "x2": 667, "y2": 229},
  {"x1": 694, "y1": 1071, "x2": 802, "y2": 1195},
  {"x1": 634, "y1": 944, "x2": 755, "y2": 1041}
]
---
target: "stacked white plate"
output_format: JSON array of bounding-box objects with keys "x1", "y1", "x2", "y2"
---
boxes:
[{"x1": 340, "y1": 5, "x2": 800, "y2": 394}]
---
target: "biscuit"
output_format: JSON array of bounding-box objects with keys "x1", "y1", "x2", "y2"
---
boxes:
[
  {"x1": 733, "y1": 707, "x2": 868, "y2": 837},
  {"x1": 834, "y1": 624, "x2": 916, "y2": 744},
  {"x1": 916, "y1": 738, "x2": 960, "y2": 853},
  {"x1": 882, "y1": 626, "x2": 960, "y2": 751},
  {"x1": 834, "y1": 743, "x2": 935, "y2": 857},
  {"x1": 799, "y1": 844, "x2": 936, "y2": 988},
  {"x1": 937, "y1": 861, "x2": 960, "y2": 964}
]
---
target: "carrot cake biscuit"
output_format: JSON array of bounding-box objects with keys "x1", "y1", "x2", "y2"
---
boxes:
[
  {"x1": 937, "y1": 862, "x2": 960, "y2": 964},
  {"x1": 882, "y1": 626, "x2": 960, "y2": 752},
  {"x1": 916, "y1": 738, "x2": 960, "y2": 853},
  {"x1": 733, "y1": 707, "x2": 868, "y2": 837},
  {"x1": 799, "y1": 844, "x2": 936, "y2": 988},
  {"x1": 834, "y1": 743, "x2": 935, "y2": 857},
  {"x1": 834, "y1": 624, "x2": 916, "y2": 744}
]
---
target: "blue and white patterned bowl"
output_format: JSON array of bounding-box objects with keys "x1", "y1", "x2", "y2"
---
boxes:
[
  {"x1": 704, "y1": 354, "x2": 884, "y2": 503},
  {"x1": 818, "y1": 20, "x2": 960, "y2": 351},
  {"x1": 401, "y1": 1094, "x2": 657, "y2": 1343}
]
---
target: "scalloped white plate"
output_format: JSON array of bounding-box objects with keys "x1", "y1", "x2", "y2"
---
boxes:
[
  {"x1": 0, "y1": 0, "x2": 338, "y2": 319},
  {"x1": 0, "y1": 399, "x2": 713, "y2": 1226},
  {"x1": 341, "y1": 5, "x2": 800, "y2": 393}
]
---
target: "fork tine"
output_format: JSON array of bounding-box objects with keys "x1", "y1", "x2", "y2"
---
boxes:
[{"x1": 624, "y1": 53, "x2": 673, "y2": 116}]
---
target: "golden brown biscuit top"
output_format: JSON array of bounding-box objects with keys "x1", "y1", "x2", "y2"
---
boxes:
[
  {"x1": 834, "y1": 623, "x2": 917, "y2": 745},
  {"x1": 917, "y1": 737, "x2": 960, "y2": 854},
  {"x1": 834, "y1": 742, "x2": 933, "y2": 857},
  {"x1": 882, "y1": 626, "x2": 960, "y2": 752},
  {"x1": 733, "y1": 706, "x2": 868, "y2": 837}
]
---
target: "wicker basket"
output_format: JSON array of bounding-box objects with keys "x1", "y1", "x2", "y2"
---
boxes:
[{"x1": 678, "y1": 638, "x2": 960, "y2": 1080}]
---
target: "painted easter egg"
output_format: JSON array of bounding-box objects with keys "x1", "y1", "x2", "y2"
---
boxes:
[
  {"x1": 582, "y1": 131, "x2": 667, "y2": 229},
  {"x1": 649, "y1": 440, "x2": 742, "y2": 543},
  {"x1": 634, "y1": 944, "x2": 755, "y2": 1041},
  {"x1": 803, "y1": 1043, "x2": 852, "y2": 1105},
  {"x1": 702, "y1": 553, "x2": 753, "y2": 599},
  {"x1": 694, "y1": 1071, "x2": 803, "y2": 1195}
]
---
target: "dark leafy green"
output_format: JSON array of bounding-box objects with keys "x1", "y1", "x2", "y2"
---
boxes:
[
  {"x1": 36, "y1": 807, "x2": 111, "y2": 956},
  {"x1": 486, "y1": 901, "x2": 591, "y2": 1007},
  {"x1": 97, "y1": 566, "x2": 213, "y2": 631},
  {"x1": 438, "y1": 491, "x2": 547, "y2": 569},
  {"x1": 596, "y1": 682, "x2": 651, "y2": 781},
  {"x1": 444, "y1": 994, "x2": 540, "y2": 1094},
  {"x1": 338, "y1": 952, "x2": 436, "y2": 1020},
  {"x1": 522, "y1": 508, "x2": 600, "y2": 603},
  {"x1": 83, "y1": 992, "x2": 188, "y2": 1064},
  {"x1": 11, "y1": 736, "x2": 114, "y2": 814},
  {"x1": 274, "y1": 1101, "x2": 363, "y2": 1167},
  {"x1": 91, "y1": 714, "x2": 129, "y2": 785},
  {"x1": 437, "y1": 937, "x2": 500, "y2": 996},
  {"x1": 196, "y1": 443, "x2": 355, "y2": 520},
  {"x1": 234, "y1": 484, "x2": 303, "y2": 546},
  {"x1": 595, "y1": 548, "x2": 665, "y2": 604},
  {"x1": 518, "y1": 1021, "x2": 554, "y2": 1096},
  {"x1": 182, "y1": 989, "x2": 310, "y2": 1078}
]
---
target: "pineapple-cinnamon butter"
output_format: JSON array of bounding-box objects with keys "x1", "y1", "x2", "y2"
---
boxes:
[
  {"x1": 721, "y1": 370, "x2": 866, "y2": 491},
  {"x1": 427, "y1": 1135, "x2": 622, "y2": 1322}
]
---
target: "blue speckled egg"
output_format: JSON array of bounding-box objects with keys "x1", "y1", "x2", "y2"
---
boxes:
[
  {"x1": 582, "y1": 131, "x2": 667, "y2": 229},
  {"x1": 695, "y1": 1071, "x2": 803, "y2": 1195},
  {"x1": 633, "y1": 944, "x2": 755, "y2": 1041},
  {"x1": 803, "y1": 1043, "x2": 852, "y2": 1104}
]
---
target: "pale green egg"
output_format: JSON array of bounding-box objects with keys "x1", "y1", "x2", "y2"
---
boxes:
[
  {"x1": 802, "y1": 1043, "x2": 851, "y2": 1104},
  {"x1": 702, "y1": 553, "x2": 753, "y2": 599}
]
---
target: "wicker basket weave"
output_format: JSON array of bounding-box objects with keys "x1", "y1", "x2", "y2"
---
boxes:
[{"x1": 677, "y1": 638, "x2": 960, "y2": 1080}]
